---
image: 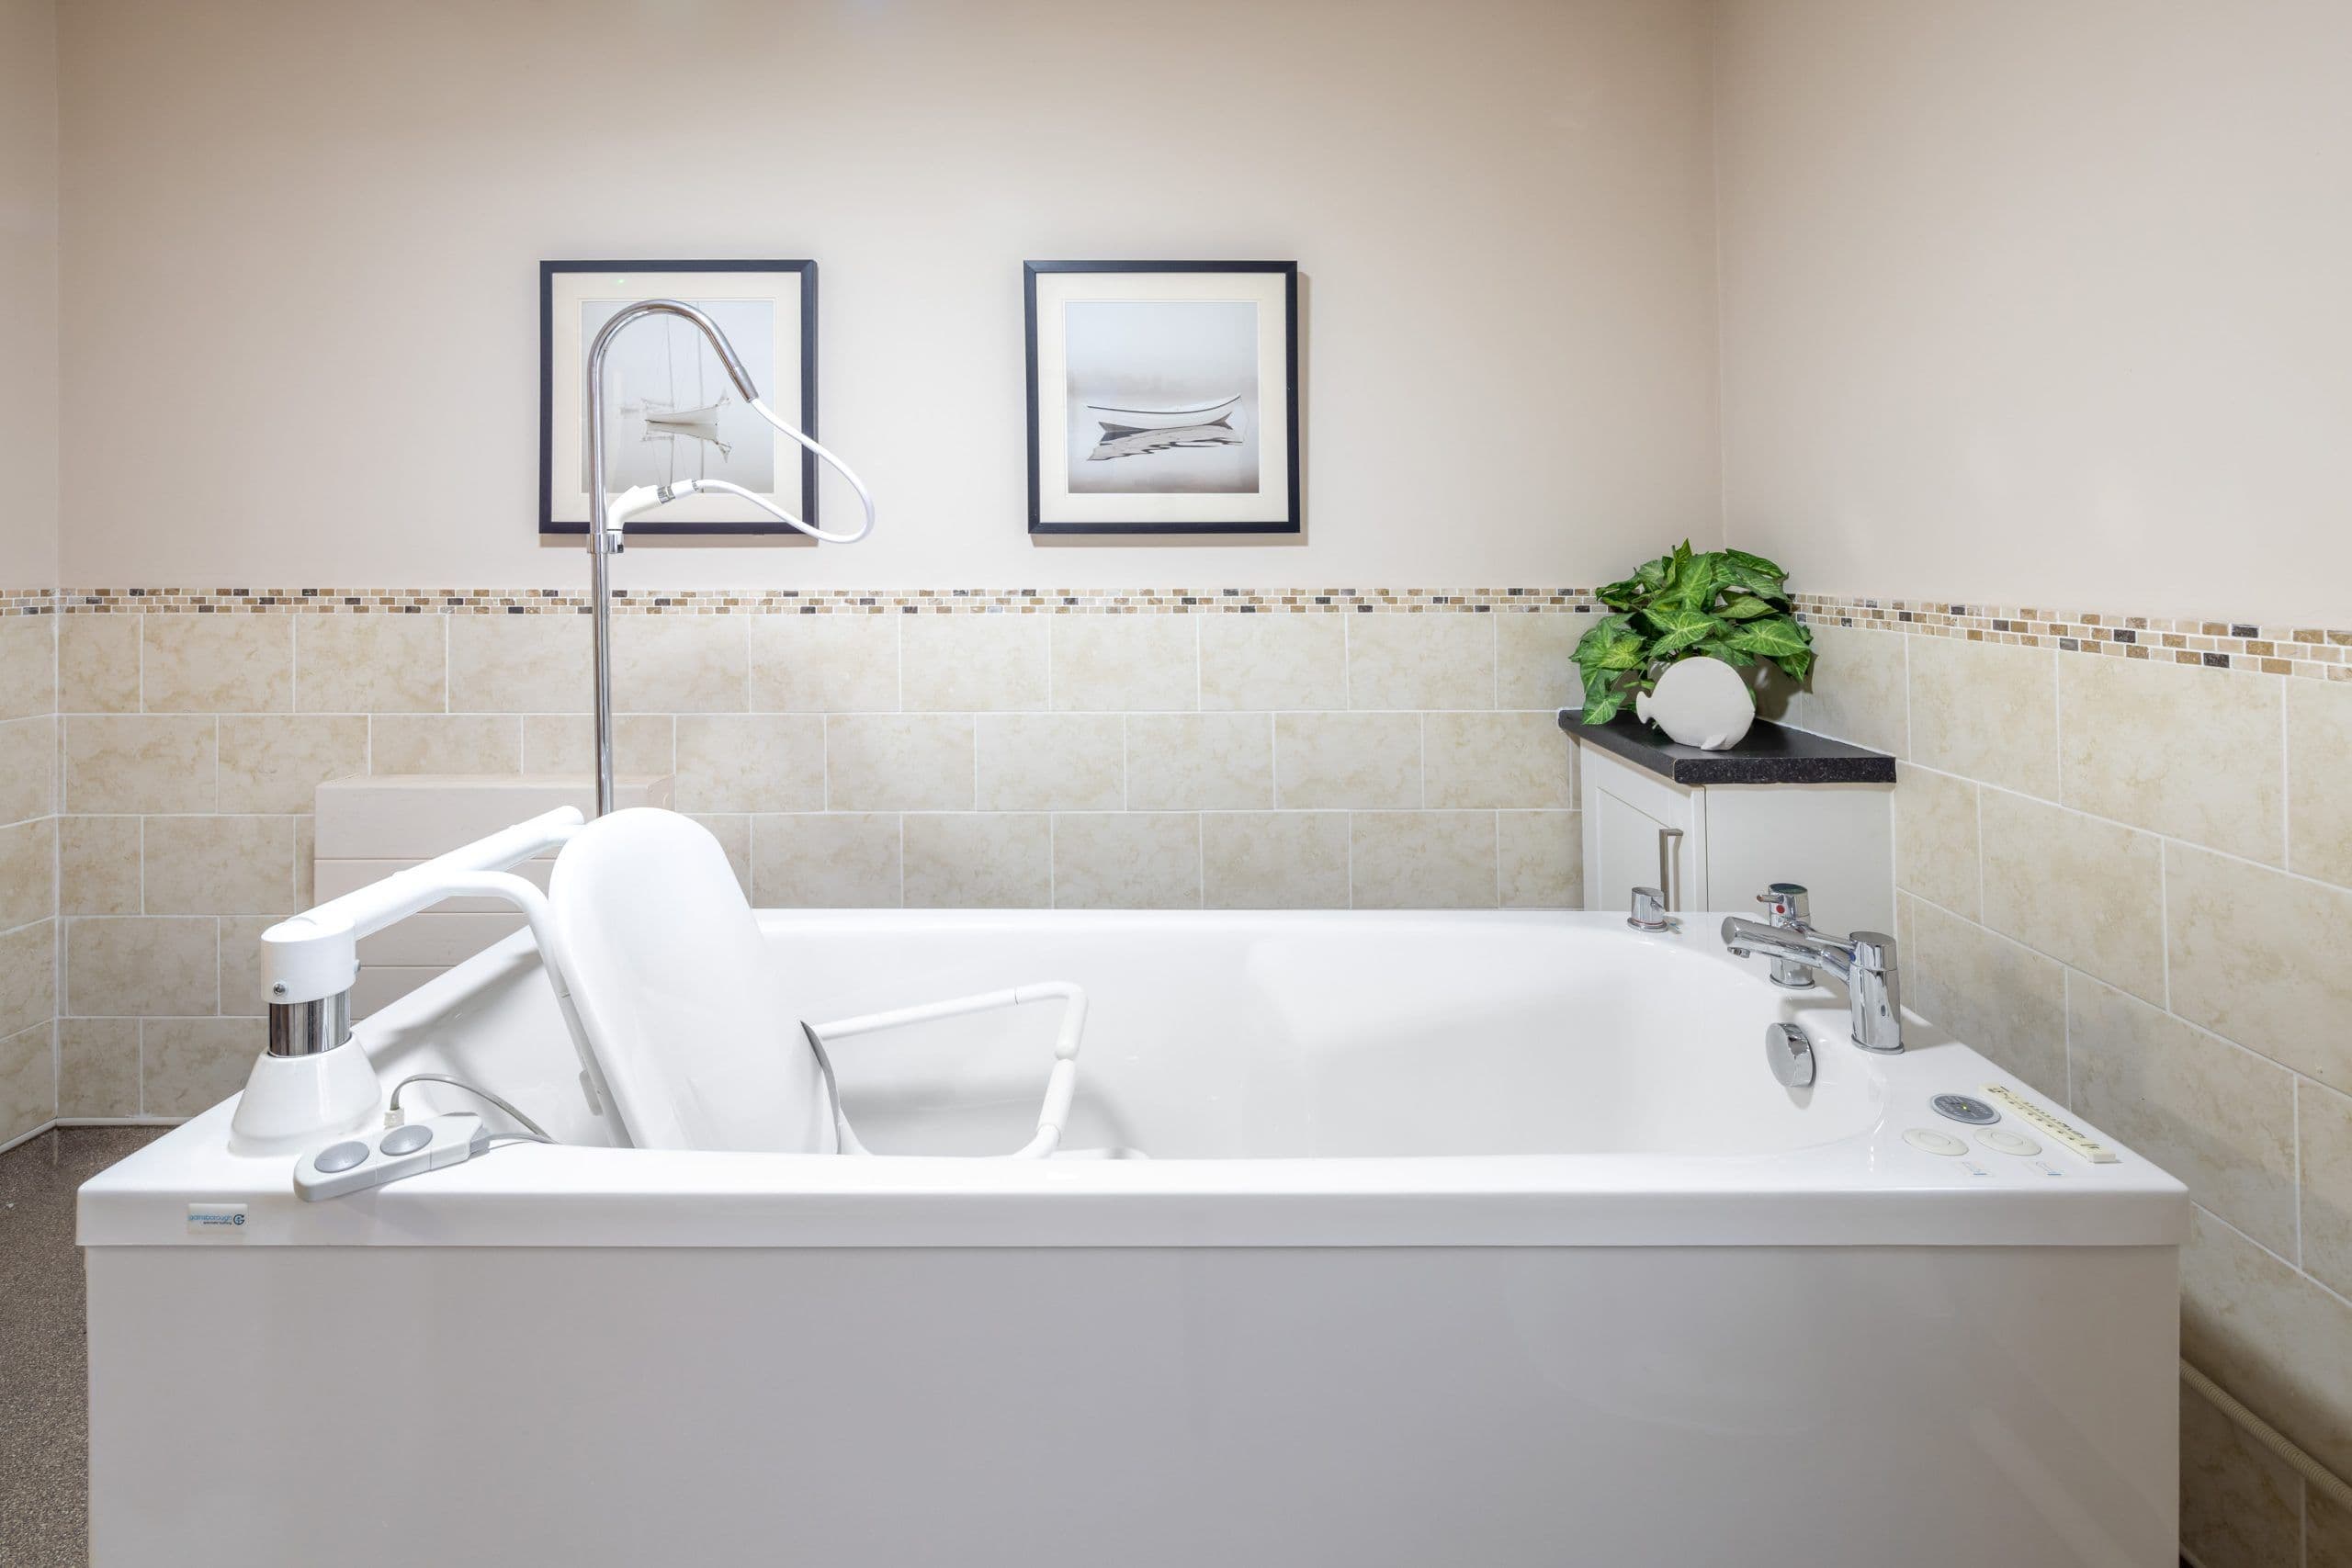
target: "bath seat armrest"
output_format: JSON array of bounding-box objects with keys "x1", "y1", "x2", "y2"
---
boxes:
[{"x1": 805, "y1": 982, "x2": 1088, "y2": 1159}]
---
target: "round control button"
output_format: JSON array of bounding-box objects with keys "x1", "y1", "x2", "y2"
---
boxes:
[
  {"x1": 313, "y1": 1140, "x2": 368, "y2": 1174},
  {"x1": 379, "y1": 1124, "x2": 433, "y2": 1156},
  {"x1": 1930, "y1": 1093, "x2": 1999, "y2": 1125},
  {"x1": 1978, "y1": 1128, "x2": 2041, "y2": 1156},
  {"x1": 1903, "y1": 1127, "x2": 1968, "y2": 1156}
]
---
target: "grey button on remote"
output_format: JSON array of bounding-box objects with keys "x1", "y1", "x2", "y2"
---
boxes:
[
  {"x1": 314, "y1": 1140, "x2": 368, "y2": 1174},
  {"x1": 379, "y1": 1124, "x2": 433, "y2": 1156}
]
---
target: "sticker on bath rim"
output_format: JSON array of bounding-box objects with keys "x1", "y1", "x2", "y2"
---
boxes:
[{"x1": 187, "y1": 1203, "x2": 249, "y2": 1235}]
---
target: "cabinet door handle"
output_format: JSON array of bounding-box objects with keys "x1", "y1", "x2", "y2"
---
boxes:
[{"x1": 1657, "y1": 828, "x2": 1683, "y2": 911}]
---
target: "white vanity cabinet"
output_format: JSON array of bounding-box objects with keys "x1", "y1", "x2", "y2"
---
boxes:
[{"x1": 1567, "y1": 713, "x2": 1895, "y2": 936}]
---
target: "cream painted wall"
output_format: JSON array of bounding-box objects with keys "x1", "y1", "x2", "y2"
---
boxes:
[
  {"x1": 56, "y1": 0, "x2": 1719, "y2": 590},
  {"x1": 1, "y1": 0, "x2": 59, "y2": 585},
  {"x1": 1715, "y1": 0, "x2": 2352, "y2": 626}
]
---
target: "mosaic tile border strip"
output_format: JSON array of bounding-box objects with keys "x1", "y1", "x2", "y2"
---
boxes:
[
  {"x1": 54, "y1": 586, "x2": 1600, "y2": 615},
  {"x1": 34, "y1": 584, "x2": 2352, "y2": 681},
  {"x1": 1794, "y1": 592, "x2": 2352, "y2": 683}
]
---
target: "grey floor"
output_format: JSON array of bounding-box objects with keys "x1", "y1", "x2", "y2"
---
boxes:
[{"x1": 0, "y1": 1126, "x2": 170, "y2": 1568}]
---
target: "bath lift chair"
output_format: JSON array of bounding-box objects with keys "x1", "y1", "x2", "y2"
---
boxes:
[{"x1": 549, "y1": 807, "x2": 1087, "y2": 1158}]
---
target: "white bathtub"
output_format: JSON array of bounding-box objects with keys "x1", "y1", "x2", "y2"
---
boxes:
[{"x1": 83, "y1": 910, "x2": 2187, "y2": 1566}]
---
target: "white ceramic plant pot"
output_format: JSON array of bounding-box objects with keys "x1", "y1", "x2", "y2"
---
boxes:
[{"x1": 1634, "y1": 656, "x2": 1756, "y2": 750}]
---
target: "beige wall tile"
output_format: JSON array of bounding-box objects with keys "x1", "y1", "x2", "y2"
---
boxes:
[
  {"x1": 1203, "y1": 812, "x2": 1349, "y2": 908},
  {"x1": 1347, "y1": 615, "x2": 1494, "y2": 710},
  {"x1": 976, "y1": 715, "x2": 1124, "y2": 811},
  {"x1": 903, "y1": 813, "x2": 1048, "y2": 908},
  {"x1": 0, "y1": 1021, "x2": 51, "y2": 1145},
  {"x1": 0, "y1": 618, "x2": 54, "y2": 721},
  {"x1": 1769, "y1": 624, "x2": 1908, "y2": 758},
  {"x1": 2168, "y1": 842, "x2": 2352, "y2": 1093},
  {"x1": 295, "y1": 615, "x2": 447, "y2": 713},
  {"x1": 1498, "y1": 810, "x2": 1581, "y2": 908},
  {"x1": 1424, "y1": 712, "x2": 1572, "y2": 808},
  {"x1": 1125, "y1": 713, "x2": 1272, "y2": 811},
  {"x1": 516, "y1": 713, "x2": 668, "y2": 775},
  {"x1": 1199, "y1": 615, "x2": 1345, "y2": 711},
  {"x1": 1894, "y1": 765, "x2": 1980, "y2": 919},
  {"x1": 1351, "y1": 811, "x2": 1498, "y2": 908},
  {"x1": 218, "y1": 714, "x2": 367, "y2": 812},
  {"x1": 2068, "y1": 974, "x2": 2297, "y2": 1255},
  {"x1": 1051, "y1": 813, "x2": 1200, "y2": 909},
  {"x1": 1895, "y1": 894, "x2": 2066, "y2": 1100},
  {"x1": 60, "y1": 816, "x2": 139, "y2": 916},
  {"x1": 141, "y1": 614, "x2": 289, "y2": 712},
  {"x1": 826, "y1": 716, "x2": 975, "y2": 812},
  {"x1": 687, "y1": 814, "x2": 752, "y2": 895},
  {"x1": 217, "y1": 916, "x2": 271, "y2": 1017},
  {"x1": 674, "y1": 715, "x2": 824, "y2": 813},
  {"x1": 2182, "y1": 1205, "x2": 2352, "y2": 1484},
  {"x1": 0, "y1": 817, "x2": 54, "y2": 931},
  {"x1": 612, "y1": 615, "x2": 748, "y2": 713},
  {"x1": 900, "y1": 615, "x2": 1048, "y2": 712},
  {"x1": 1979, "y1": 789, "x2": 2165, "y2": 1003},
  {"x1": 0, "y1": 716, "x2": 56, "y2": 824},
  {"x1": 0, "y1": 919, "x2": 53, "y2": 1040},
  {"x1": 752, "y1": 814, "x2": 900, "y2": 907},
  {"x1": 1907, "y1": 636, "x2": 2056, "y2": 797},
  {"x1": 2179, "y1": 1379, "x2": 2303, "y2": 1568},
  {"x1": 2061, "y1": 656, "x2": 2282, "y2": 863},
  {"x1": 1495, "y1": 614, "x2": 1578, "y2": 711},
  {"x1": 1049, "y1": 616, "x2": 1196, "y2": 712},
  {"x1": 143, "y1": 1017, "x2": 254, "y2": 1118},
  {"x1": 377, "y1": 713, "x2": 526, "y2": 774},
  {"x1": 1275, "y1": 713, "x2": 1419, "y2": 809},
  {"x1": 64, "y1": 917, "x2": 216, "y2": 1017},
  {"x1": 59, "y1": 615, "x2": 136, "y2": 713},
  {"x1": 2313, "y1": 1490, "x2": 2352, "y2": 1568},
  {"x1": 64, "y1": 716, "x2": 215, "y2": 813},
  {"x1": 143, "y1": 816, "x2": 297, "y2": 916},
  {"x1": 59, "y1": 1017, "x2": 140, "y2": 1118},
  {"x1": 2302, "y1": 1080, "x2": 2352, "y2": 1299},
  {"x1": 751, "y1": 615, "x2": 899, "y2": 713},
  {"x1": 2290, "y1": 677, "x2": 2352, "y2": 889},
  {"x1": 447, "y1": 615, "x2": 590, "y2": 713}
]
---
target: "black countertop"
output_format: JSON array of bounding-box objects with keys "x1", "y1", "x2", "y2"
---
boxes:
[{"x1": 1558, "y1": 708, "x2": 1896, "y2": 786}]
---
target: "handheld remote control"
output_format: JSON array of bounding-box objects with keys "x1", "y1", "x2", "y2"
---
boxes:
[{"x1": 294, "y1": 1112, "x2": 485, "y2": 1201}]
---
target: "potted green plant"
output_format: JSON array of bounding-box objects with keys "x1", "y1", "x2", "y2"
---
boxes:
[{"x1": 1571, "y1": 541, "x2": 1814, "y2": 749}]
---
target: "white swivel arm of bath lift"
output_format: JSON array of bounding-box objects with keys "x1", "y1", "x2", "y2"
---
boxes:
[
  {"x1": 804, "y1": 982, "x2": 1088, "y2": 1160},
  {"x1": 258, "y1": 807, "x2": 587, "y2": 1006}
]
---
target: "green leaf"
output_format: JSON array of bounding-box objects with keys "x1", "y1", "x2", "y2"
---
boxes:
[
  {"x1": 1596, "y1": 576, "x2": 1648, "y2": 612},
  {"x1": 1698, "y1": 636, "x2": 1757, "y2": 667},
  {"x1": 1575, "y1": 614, "x2": 1647, "y2": 674},
  {"x1": 1726, "y1": 615, "x2": 1812, "y2": 661},
  {"x1": 1579, "y1": 689, "x2": 1625, "y2": 725},
  {"x1": 1716, "y1": 592, "x2": 1776, "y2": 621},
  {"x1": 1641, "y1": 604, "x2": 1720, "y2": 657},
  {"x1": 1722, "y1": 547, "x2": 1789, "y2": 588}
]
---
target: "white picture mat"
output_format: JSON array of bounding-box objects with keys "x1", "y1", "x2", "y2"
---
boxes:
[
  {"x1": 1035, "y1": 270, "x2": 1291, "y2": 526},
  {"x1": 548, "y1": 268, "x2": 805, "y2": 526}
]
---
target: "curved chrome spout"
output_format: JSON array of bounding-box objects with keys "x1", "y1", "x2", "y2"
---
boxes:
[
  {"x1": 1723, "y1": 915, "x2": 1904, "y2": 1052},
  {"x1": 582, "y1": 301, "x2": 765, "y2": 818}
]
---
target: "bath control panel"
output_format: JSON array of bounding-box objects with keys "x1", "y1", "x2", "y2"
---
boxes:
[{"x1": 1903, "y1": 1082, "x2": 2118, "y2": 1168}]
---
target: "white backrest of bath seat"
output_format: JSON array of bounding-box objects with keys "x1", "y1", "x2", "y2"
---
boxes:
[{"x1": 548, "y1": 807, "x2": 836, "y2": 1153}]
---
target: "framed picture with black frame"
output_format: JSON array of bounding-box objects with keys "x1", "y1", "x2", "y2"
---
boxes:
[
  {"x1": 1024, "y1": 260, "x2": 1300, "y2": 536},
  {"x1": 540, "y1": 259, "x2": 818, "y2": 538}
]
